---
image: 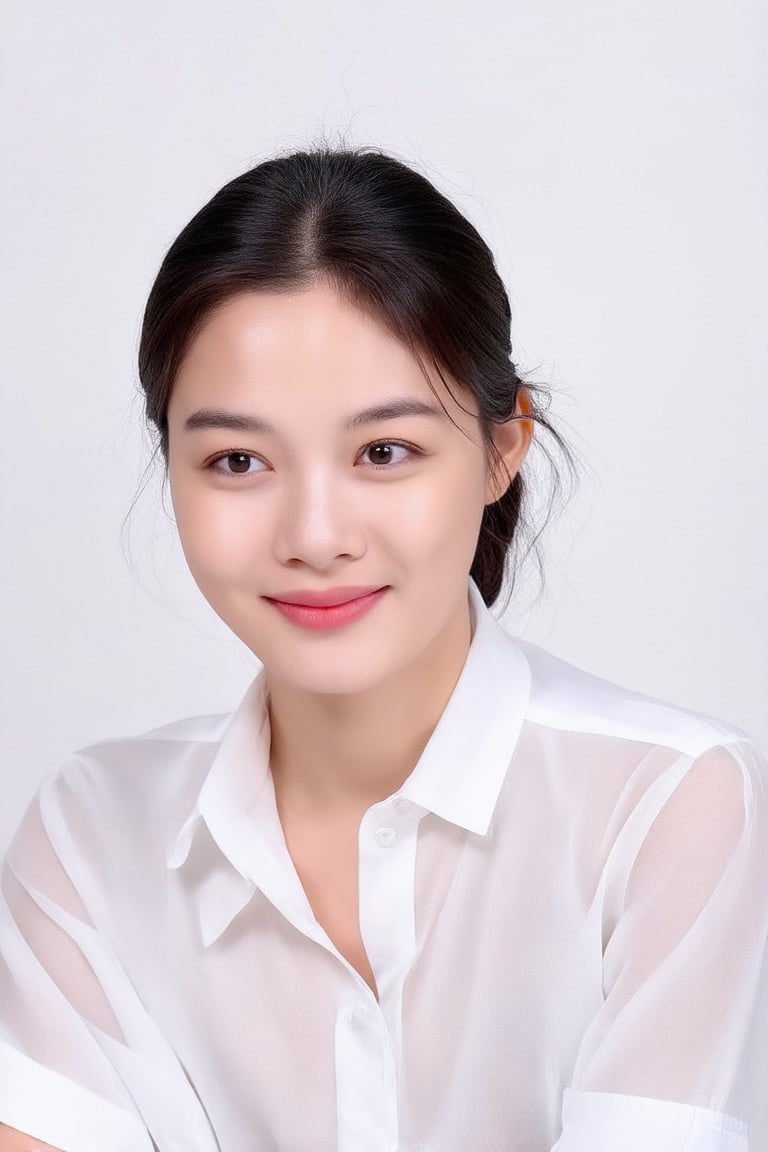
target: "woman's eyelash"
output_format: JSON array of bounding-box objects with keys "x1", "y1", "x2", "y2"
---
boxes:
[
  {"x1": 206, "y1": 451, "x2": 265, "y2": 477},
  {"x1": 360, "y1": 439, "x2": 422, "y2": 468},
  {"x1": 205, "y1": 440, "x2": 422, "y2": 477}
]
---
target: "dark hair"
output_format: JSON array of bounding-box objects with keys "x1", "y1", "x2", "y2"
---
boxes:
[{"x1": 137, "y1": 143, "x2": 575, "y2": 608}]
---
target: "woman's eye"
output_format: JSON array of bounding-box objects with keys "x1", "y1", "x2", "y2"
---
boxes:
[
  {"x1": 208, "y1": 452, "x2": 266, "y2": 477},
  {"x1": 360, "y1": 441, "x2": 415, "y2": 468}
]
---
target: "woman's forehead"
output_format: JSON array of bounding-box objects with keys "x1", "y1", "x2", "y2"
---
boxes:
[{"x1": 168, "y1": 286, "x2": 478, "y2": 428}]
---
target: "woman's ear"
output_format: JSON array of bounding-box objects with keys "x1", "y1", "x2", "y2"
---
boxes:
[{"x1": 485, "y1": 389, "x2": 535, "y2": 505}]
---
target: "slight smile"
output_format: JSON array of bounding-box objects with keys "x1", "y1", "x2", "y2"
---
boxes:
[{"x1": 263, "y1": 587, "x2": 390, "y2": 631}]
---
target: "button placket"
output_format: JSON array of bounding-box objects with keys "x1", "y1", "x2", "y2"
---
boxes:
[
  {"x1": 372, "y1": 795, "x2": 417, "y2": 848},
  {"x1": 347, "y1": 1002, "x2": 371, "y2": 1024},
  {"x1": 335, "y1": 989, "x2": 398, "y2": 1152}
]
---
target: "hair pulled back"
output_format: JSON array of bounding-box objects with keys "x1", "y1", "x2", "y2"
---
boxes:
[{"x1": 138, "y1": 144, "x2": 572, "y2": 607}]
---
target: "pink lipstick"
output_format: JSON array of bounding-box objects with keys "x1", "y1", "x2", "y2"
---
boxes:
[{"x1": 264, "y1": 587, "x2": 389, "y2": 631}]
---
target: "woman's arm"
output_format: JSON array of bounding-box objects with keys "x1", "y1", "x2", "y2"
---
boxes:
[
  {"x1": 0, "y1": 1124, "x2": 61, "y2": 1150},
  {"x1": 552, "y1": 737, "x2": 768, "y2": 1150},
  {"x1": 0, "y1": 780, "x2": 157, "y2": 1149}
]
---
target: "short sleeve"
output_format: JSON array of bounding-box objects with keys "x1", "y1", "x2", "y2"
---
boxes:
[
  {"x1": 0, "y1": 766, "x2": 218, "y2": 1152},
  {"x1": 552, "y1": 738, "x2": 768, "y2": 1152}
]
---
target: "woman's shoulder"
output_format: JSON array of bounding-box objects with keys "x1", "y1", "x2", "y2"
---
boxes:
[
  {"x1": 57, "y1": 706, "x2": 233, "y2": 787},
  {"x1": 515, "y1": 636, "x2": 753, "y2": 758},
  {"x1": 2, "y1": 701, "x2": 247, "y2": 914},
  {"x1": 511, "y1": 640, "x2": 767, "y2": 854},
  {"x1": 82, "y1": 708, "x2": 234, "y2": 757},
  {"x1": 11, "y1": 705, "x2": 238, "y2": 865}
]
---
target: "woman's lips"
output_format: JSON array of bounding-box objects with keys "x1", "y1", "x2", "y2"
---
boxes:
[{"x1": 265, "y1": 587, "x2": 389, "y2": 631}]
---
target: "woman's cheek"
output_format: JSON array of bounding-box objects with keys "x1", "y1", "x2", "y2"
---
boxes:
[
  {"x1": 174, "y1": 487, "x2": 250, "y2": 583},
  {"x1": 398, "y1": 468, "x2": 484, "y2": 555}
]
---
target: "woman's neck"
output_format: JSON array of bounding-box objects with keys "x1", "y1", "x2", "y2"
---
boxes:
[{"x1": 267, "y1": 602, "x2": 472, "y2": 814}]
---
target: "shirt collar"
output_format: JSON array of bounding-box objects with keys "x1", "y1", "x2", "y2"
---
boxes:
[
  {"x1": 166, "y1": 671, "x2": 320, "y2": 946},
  {"x1": 166, "y1": 670, "x2": 273, "y2": 873},
  {"x1": 397, "y1": 576, "x2": 531, "y2": 834},
  {"x1": 167, "y1": 576, "x2": 531, "y2": 942}
]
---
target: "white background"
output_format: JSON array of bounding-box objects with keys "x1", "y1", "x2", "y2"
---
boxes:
[{"x1": 1, "y1": 0, "x2": 766, "y2": 855}]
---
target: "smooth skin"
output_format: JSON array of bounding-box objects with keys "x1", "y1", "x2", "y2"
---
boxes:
[
  {"x1": 1, "y1": 281, "x2": 532, "y2": 1147},
  {"x1": 167, "y1": 281, "x2": 533, "y2": 996},
  {"x1": 0, "y1": 1127, "x2": 57, "y2": 1150}
]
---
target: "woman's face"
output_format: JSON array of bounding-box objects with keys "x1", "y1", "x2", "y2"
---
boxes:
[{"x1": 167, "y1": 282, "x2": 529, "y2": 696}]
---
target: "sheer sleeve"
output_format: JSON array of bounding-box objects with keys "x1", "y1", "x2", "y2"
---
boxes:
[
  {"x1": 0, "y1": 765, "x2": 218, "y2": 1152},
  {"x1": 0, "y1": 776, "x2": 159, "y2": 1150},
  {"x1": 553, "y1": 738, "x2": 768, "y2": 1152}
]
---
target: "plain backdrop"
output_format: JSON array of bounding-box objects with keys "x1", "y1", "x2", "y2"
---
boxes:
[{"x1": 1, "y1": 0, "x2": 766, "y2": 856}]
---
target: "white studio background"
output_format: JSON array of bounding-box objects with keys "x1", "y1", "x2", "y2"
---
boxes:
[{"x1": 1, "y1": 0, "x2": 766, "y2": 856}]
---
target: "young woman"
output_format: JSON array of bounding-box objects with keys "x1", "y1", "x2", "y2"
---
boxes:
[{"x1": 1, "y1": 146, "x2": 766, "y2": 1152}]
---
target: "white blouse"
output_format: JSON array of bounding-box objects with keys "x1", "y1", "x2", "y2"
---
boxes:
[{"x1": 1, "y1": 577, "x2": 767, "y2": 1152}]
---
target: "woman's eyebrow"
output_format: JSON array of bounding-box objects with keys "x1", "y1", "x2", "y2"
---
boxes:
[
  {"x1": 345, "y1": 398, "x2": 446, "y2": 430},
  {"x1": 183, "y1": 398, "x2": 446, "y2": 434},
  {"x1": 183, "y1": 409, "x2": 274, "y2": 434}
]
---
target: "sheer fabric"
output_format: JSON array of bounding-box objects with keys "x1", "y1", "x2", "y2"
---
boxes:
[{"x1": 1, "y1": 577, "x2": 766, "y2": 1151}]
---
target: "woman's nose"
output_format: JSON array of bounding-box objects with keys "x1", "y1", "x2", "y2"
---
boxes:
[{"x1": 271, "y1": 469, "x2": 367, "y2": 569}]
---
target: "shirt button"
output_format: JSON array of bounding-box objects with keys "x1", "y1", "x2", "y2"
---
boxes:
[
  {"x1": 374, "y1": 826, "x2": 397, "y2": 847},
  {"x1": 392, "y1": 797, "x2": 411, "y2": 814}
]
